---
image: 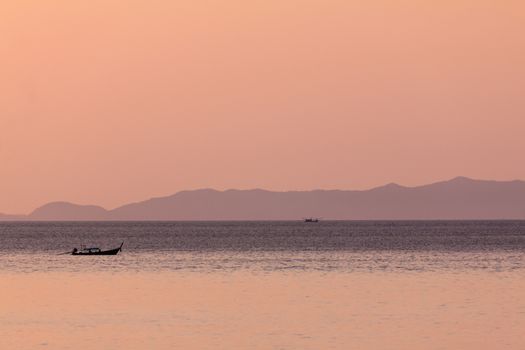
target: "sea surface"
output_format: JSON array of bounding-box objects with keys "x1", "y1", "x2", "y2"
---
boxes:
[{"x1": 1, "y1": 221, "x2": 525, "y2": 349}]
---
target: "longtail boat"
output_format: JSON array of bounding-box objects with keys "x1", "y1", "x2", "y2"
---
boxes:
[{"x1": 71, "y1": 242, "x2": 124, "y2": 256}]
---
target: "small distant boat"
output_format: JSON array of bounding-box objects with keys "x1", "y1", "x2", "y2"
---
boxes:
[
  {"x1": 71, "y1": 242, "x2": 124, "y2": 256},
  {"x1": 304, "y1": 217, "x2": 320, "y2": 223}
]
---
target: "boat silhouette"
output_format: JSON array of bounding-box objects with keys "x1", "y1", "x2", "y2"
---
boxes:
[
  {"x1": 304, "y1": 217, "x2": 320, "y2": 223},
  {"x1": 71, "y1": 242, "x2": 124, "y2": 255}
]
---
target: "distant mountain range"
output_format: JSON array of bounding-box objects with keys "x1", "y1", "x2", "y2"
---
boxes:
[{"x1": 2, "y1": 177, "x2": 525, "y2": 221}]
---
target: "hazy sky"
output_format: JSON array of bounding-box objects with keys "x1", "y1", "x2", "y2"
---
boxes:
[{"x1": 1, "y1": 0, "x2": 524, "y2": 213}]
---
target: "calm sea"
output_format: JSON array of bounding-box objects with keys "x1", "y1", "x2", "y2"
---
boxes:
[
  {"x1": 2, "y1": 221, "x2": 525, "y2": 350},
  {"x1": 1, "y1": 220, "x2": 525, "y2": 273}
]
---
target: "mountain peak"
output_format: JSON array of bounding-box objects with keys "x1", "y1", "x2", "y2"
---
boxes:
[
  {"x1": 448, "y1": 176, "x2": 475, "y2": 182},
  {"x1": 370, "y1": 182, "x2": 405, "y2": 191}
]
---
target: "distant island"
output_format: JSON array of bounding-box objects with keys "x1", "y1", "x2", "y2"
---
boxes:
[{"x1": 2, "y1": 177, "x2": 525, "y2": 221}]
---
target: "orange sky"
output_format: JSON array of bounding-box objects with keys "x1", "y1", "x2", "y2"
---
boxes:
[{"x1": 1, "y1": 0, "x2": 524, "y2": 214}]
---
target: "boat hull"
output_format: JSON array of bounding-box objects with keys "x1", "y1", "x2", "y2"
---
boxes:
[{"x1": 72, "y1": 247, "x2": 121, "y2": 255}]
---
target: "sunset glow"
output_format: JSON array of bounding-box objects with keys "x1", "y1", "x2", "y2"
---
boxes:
[{"x1": 1, "y1": 0, "x2": 524, "y2": 213}]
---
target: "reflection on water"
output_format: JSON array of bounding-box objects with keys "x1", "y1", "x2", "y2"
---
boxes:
[
  {"x1": 1, "y1": 250, "x2": 525, "y2": 274},
  {"x1": 2, "y1": 271, "x2": 525, "y2": 350},
  {"x1": 1, "y1": 221, "x2": 525, "y2": 349}
]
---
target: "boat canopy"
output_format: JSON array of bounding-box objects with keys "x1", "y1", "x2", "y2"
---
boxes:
[{"x1": 81, "y1": 247, "x2": 101, "y2": 252}]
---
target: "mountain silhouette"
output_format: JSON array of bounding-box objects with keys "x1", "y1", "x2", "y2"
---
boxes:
[
  {"x1": 0, "y1": 213, "x2": 25, "y2": 221},
  {"x1": 29, "y1": 202, "x2": 109, "y2": 221},
  {"x1": 3, "y1": 177, "x2": 525, "y2": 221}
]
